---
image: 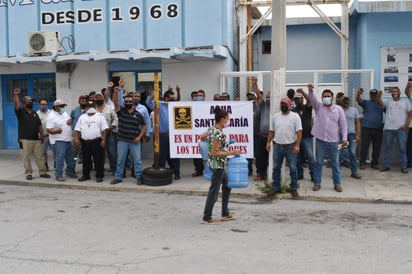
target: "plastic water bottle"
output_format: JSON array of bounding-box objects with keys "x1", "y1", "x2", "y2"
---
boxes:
[
  {"x1": 203, "y1": 161, "x2": 212, "y2": 181},
  {"x1": 227, "y1": 155, "x2": 249, "y2": 188},
  {"x1": 198, "y1": 140, "x2": 209, "y2": 161}
]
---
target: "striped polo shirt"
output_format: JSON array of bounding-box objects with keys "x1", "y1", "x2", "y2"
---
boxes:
[{"x1": 116, "y1": 108, "x2": 145, "y2": 142}]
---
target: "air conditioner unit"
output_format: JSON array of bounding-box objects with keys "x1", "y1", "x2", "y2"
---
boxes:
[{"x1": 28, "y1": 31, "x2": 61, "y2": 55}]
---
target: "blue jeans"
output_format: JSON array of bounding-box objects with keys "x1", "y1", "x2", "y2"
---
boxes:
[
  {"x1": 297, "y1": 137, "x2": 317, "y2": 181},
  {"x1": 340, "y1": 133, "x2": 359, "y2": 173},
  {"x1": 383, "y1": 129, "x2": 408, "y2": 169},
  {"x1": 114, "y1": 140, "x2": 142, "y2": 180},
  {"x1": 203, "y1": 168, "x2": 231, "y2": 221},
  {"x1": 314, "y1": 139, "x2": 341, "y2": 186},
  {"x1": 271, "y1": 143, "x2": 298, "y2": 191},
  {"x1": 53, "y1": 141, "x2": 75, "y2": 177},
  {"x1": 105, "y1": 132, "x2": 118, "y2": 173}
]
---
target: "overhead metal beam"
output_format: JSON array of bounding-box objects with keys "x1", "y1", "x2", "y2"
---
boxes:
[{"x1": 241, "y1": 0, "x2": 347, "y2": 7}]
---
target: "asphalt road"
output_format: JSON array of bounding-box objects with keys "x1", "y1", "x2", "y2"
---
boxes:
[{"x1": 0, "y1": 185, "x2": 411, "y2": 274}]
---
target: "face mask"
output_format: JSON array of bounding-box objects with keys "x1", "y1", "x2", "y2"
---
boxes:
[
  {"x1": 26, "y1": 102, "x2": 33, "y2": 109},
  {"x1": 95, "y1": 99, "x2": 104, "y2": 106},
  {"x1": 40, "y1": 106, "x2": 48, "y2": 111},
  {"x1": 59, "y1": 108, "x2": 65, "y2": 114},
  {"x1": 125, "y1": 103, "x2": 134, "y2": 109},
  {"x1": 322, "y1": 97, "x2": 332, "y2": 105},
  {"x1": 80, "y1": 103, "x2": 88, "y2": 109},
  {"x1": 392, "y1": 93, "x2": 400, "y2": 100},
  {"x1": 197, "y1": 97, "x2": 204, "y2": 101},
  {"x1": 342, "y1": 102, "x2": 349, "y2": 108},
  {"x1": 133, "y1": 101, "x2": 139, "y2": 106},
  {"x1": 280, "y1": 105, "x2": 289, "y2": 113}
]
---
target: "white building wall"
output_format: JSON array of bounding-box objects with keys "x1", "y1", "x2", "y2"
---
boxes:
[
  {"x1": 162, "y1": 60, "x2": 227, "y2": 100},
  {"x1": 56, "y1": 62, "x2": 107, "y2": 113}
]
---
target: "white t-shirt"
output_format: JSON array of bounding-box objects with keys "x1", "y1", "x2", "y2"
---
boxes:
[
  {"x1": 37, "y1": 109, "x2": 51, "y2": 135},
  {"x1": 74, "y1": 113, "x2": 108, "y2": 140},
  {"x1": 270, "y1": 111, "x2": 302, "y2": 144},
  {"x1": 46, "y1": 110, "x2": 73, "y2": 144},
  {"x1": 384, "y1": 99, "x2": 412, "y2": 130}
]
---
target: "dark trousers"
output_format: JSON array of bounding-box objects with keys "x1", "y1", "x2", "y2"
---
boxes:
[
  {"x1": 255, "y1": 135, "x2": 269, "y2": 177},
  {"x1": 81, "y1": 139, "x2": 104, "y2": 178},
  {"x1": 407, "y1": 128, "x2": 412, "y2": 167},
  {"x1": 359, "y1": 127, "x2": 383, "y2": 166},
  {"x1": 203, "y1": 168, "x2": 231, "y2": 221},
  {"x1": 160, "y1": 134, "x2": 180, "y2": 176},
  {"x1": 193, "y1": 158, "x2": 204, "y2": 173}
]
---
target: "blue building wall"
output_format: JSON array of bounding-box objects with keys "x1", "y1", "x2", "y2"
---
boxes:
[
  {"x1": 255, "y1": 11, "x2": 412, "y2": 90},
  {"x1": 0, "y1": 0, "x2": 234, "y2": 56},
  {"x1": 351, "y1": 12, "x2": 412, "y2": 88},
  {"x1": 255, "y1": 23, "x2": 341, "y2": 71}
]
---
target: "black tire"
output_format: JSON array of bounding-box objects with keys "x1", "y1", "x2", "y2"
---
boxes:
[{"x1": 143, "y1": 167, "x2": 173, "y2": 186}]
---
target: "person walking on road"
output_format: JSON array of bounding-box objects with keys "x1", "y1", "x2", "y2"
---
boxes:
[
  {"x1": 202, "y1": 106, "x2": 242, "y2": 225},
  {"x1": 14, "y1": 88, "x2": 51, "y2": 180}
]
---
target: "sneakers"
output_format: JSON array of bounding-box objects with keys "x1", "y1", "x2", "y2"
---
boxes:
[
  {"x1": 56, "y1": 176, "x2": 65, "y2": 182},
  {"x1": 359, "y1": 164, "x2": 366, "y2": 170},
  {"x1": 26, "y1": 174, "x2": 33, "y2": 180},
  {"x1": 350, "y1": 172, "x2": 362, "y2": 179},
  {"x1": 110, "y1": 178, "x2": 122, "y2": 185},
  {"x1": 137, "y1": 178, "x2": 144, "y2": 185},
  {"x1": 334, "y1": 185, "x2": 343, "y2": 192},
  {"x1": 401, "y1": 168, "x2": 408, "y2": 174},
  {"x1": 96, "y1": 177, "x2": 103, "y2": 183},
  {"x1": 312, "y1": 184, "x2": 321, "y2": 191},
  {"x1": 174, "y1": 175, "x2": 180, "y2": 180},
  {"x1": 290, "y1": 189, "x2": 299, "y2": 199},
  {"x1": 380, "y1": 167, "x2": 390, "y2": 172}
]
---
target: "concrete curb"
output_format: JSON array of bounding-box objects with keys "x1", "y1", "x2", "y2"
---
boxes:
[{"x1": 2, "y1": 179, "x2": 412, "y2": 205}]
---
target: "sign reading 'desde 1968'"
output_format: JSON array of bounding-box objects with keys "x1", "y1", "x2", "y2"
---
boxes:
[{"x1": 0, "y1": 0, "x2": 179, "y2": 25}]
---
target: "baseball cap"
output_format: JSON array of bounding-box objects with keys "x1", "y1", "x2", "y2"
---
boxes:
[
  {"x1": 22, "y1": 96, "x2": 33, "y2": 103},
  {"x1": 246, "y1": 92, "x2": 257, "y2": 98},
  {"x1": 369, "y1": 89, "x2": 378, "y2": 94},
  {"x1": 53, "y1": 99, "x2": 67, "y2": 107},
  {"x1": 95, "y1": 91, "x2": 103, "y2": 97},
  {"x1": 293, "y1": 93, "x2": 304, "y2": 99}
]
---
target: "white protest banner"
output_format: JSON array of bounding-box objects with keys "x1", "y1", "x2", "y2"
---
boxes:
[{"x1": 168, "y1": 101, "x2": 254, "y2": 158}]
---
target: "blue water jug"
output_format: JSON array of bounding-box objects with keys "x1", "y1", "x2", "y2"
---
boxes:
[
  {"x1": 204, "y1": 161, "x2": 212, "y2": 181},
  {"x1": 227, "y1": 156, "x2": 249, "y2": 188},
  {"x1": 198, "y1": 140, "x2": 209, "y2": 161}
]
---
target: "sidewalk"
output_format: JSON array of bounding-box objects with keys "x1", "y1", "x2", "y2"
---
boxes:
[{"x1": 1, "y1": 150, "x2": 412, "y2": 203}]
